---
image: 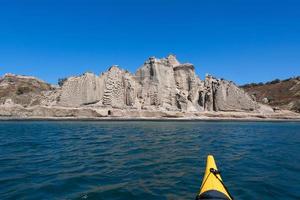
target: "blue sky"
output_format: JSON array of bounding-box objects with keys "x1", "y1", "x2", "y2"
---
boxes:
[{"x1": 0, "y1": 0, "x2": 299, "y2": 85}]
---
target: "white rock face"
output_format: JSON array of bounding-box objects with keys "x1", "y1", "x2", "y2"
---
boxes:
[
  {"x1": 56, "y1": 55, "x2": 268, "y2": 113},
  {"x1": 212, "y1": 78, "x2": 259, "y2": 111},
  {"x1": 174, "y1": 64, "x2": 203, "y2": 112},
  {"x1": 135, "y1": 56, "x2": 178, "y2": 111},
  {"x1": 102, "y1": 66, "x2": 136, "y2": 108},
  {"x1": 0, "y1": 54, "x2": 265, "y2": 116},
  {"x1": 58, "y1": 66, "x2": 136, "y2": 108},
  {"x1": 59, "y1": 72, "x2": 103, "y2": 107}
]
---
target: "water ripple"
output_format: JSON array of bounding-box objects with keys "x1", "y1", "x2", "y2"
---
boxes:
[{"x1": 0, "y1": 121, "x2": 300, "y2": 199}]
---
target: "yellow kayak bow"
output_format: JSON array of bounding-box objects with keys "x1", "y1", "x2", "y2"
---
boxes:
[{"x1": 196, "y1": 155, "x2": 233, "y2": 200}]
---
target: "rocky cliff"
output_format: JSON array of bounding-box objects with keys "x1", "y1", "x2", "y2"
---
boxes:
[
  {"x1": 58, "y1": 55, "x2": 267, "y2": 112},
  {"x1": 2, "y1": 55, "x2": 297, "y2": 119}
]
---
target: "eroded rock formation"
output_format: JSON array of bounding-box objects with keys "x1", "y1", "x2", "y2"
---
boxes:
[
  {"x1": 56, "y1": 55, "x2": 264, "y2": 112},
  {"x1": 0, "y1": 55, "x2": 282, "y2": 118},
  {"x1": 59, "y1": 72, "x2": 104, "y2": 106},
  {"x1": 102, "y1": 66, "x2": 136, "y2": 108}
]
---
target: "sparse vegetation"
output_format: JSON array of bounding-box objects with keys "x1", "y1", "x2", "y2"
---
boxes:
[
  {"x1": 266, "y1": 79, "x2": 280, "y2": 85},
  {"x1": 58, "y1": 78, "x2": 67, "y2": 87},
  {"x1": 241, "y1": 82, "x2": 264, "y2": 88},
  {"x1": 241, "y1": 77, "x2": 300, "y2": 88},
  {"x1": 16, "y1": 86, "x2": 31, "y2": 95},
  {"x1": 282, "y1": 77, "x2": 292, "y2": 82}
]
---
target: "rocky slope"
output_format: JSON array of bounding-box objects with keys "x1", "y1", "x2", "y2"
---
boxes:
[
  {"x1": 0, "y1": 74, "x2": 55, "y2": 107},
  {"x1": 0, "y1": 55, "x2": 298, "y2": 119},
  {"x1": 241, "y1": 77, "x2": 300, "y2": 113}
]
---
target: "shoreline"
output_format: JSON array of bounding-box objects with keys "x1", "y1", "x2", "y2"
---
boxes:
[
  {"x1": 1, "y1": 105, "x2": 300, "y2": 122},
  {"x1": 1, "y1": 116, "x2": 300, "y2": 122}
]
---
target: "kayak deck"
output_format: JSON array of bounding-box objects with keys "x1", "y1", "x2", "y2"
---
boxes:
[{"x1": 196, "y1": 155, "x2": 233, "y2": 200}]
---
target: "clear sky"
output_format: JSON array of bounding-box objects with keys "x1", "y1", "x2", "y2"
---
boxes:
[{"x1": 0, "y1": 0, "x2": 299, "y2": 85}]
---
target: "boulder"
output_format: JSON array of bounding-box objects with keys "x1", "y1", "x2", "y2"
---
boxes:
[{"x1": 262, "y1": 97, "x2": 269, "y2": 104}]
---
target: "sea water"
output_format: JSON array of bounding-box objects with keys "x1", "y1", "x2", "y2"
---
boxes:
[{"x1": 0, "y1": 121, "x2": 299, "y2": 200}]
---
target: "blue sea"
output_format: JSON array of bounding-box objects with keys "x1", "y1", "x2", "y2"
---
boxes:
[{"x1": 0, "y1": 121, "x2": 300, "y2": 200}]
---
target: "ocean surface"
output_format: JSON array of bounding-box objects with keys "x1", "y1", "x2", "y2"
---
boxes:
[{"x1": 0, "y1": 121, "x2": 300, "y2": 200}]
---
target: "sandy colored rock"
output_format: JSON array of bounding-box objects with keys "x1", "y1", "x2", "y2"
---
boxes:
[
  {"x1": 59, "y1": 72, "x2": 103, "y2": 106},
  {"x1": 102, "y1": 66, "x2": 136, "y2": 108},
  {"x1": 3, "y1": 55, "x2": 299, "y2": 120},
  {"x1": 135, "y1": 56, "x2": 178, "y2": 111}
]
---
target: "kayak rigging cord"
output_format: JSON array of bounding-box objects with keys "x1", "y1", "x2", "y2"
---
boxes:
[
  {"x1": 198, "y1": 172, "x2": 212, "y2": 192},
  {"x1": 197, "y1": 168, "x2": 234, "y2": 200},
  {"x1": 209, "y1": 168, "x2": 235, "y2": 200}
]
